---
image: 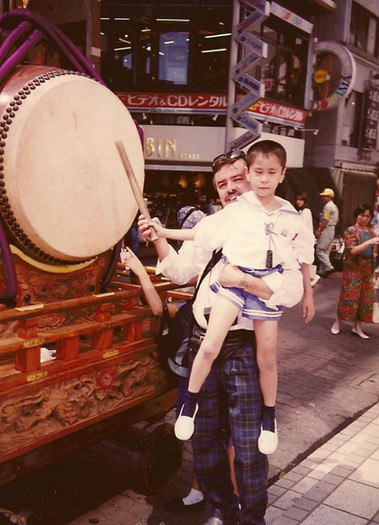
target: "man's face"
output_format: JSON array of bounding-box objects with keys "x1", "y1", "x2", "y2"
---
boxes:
[{"x1": 213, "y1": 158, "x2": 251, "y2": 207}]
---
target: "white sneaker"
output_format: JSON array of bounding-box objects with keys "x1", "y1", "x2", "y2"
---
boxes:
[
  {"x1": 174, "y1": 404, "x2": 199, "y2": 441},
  {"x1": 258, "y1": 420, "x2": 278, "y2": 455}
]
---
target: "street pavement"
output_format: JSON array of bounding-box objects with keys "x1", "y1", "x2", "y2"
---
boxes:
[{"x1": 2, "y1": 268, "x2": 379, "y2": 525}]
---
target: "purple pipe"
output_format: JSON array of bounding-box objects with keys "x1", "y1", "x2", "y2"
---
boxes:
[
  {"x1": 0, "y1": 29, "x2": 43, "y2": 85},
  {"x1": 0, "y1": 20, "x2": 31, "y2": 63}
]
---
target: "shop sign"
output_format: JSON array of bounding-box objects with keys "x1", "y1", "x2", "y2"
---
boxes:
[
  {"x1": 118, "y1": 92, "x2": 307, "y2": 127},
  {"x1": 247, "y1": 98, "x2": 308, "y2": 125},
  {"x1": 270, "y1": 2, "x2": 313, "y2": 33},
  {"x1": 229, "y1": 0, "x2": 268, "y2": 143},
  {"x1": 361, "y1": 84, "x2": 379, "y2": 150},
  {"x1": 310, "y1": 41, "x2": 356, "y2": 111},
  {"x1": 118, "y1": 92, "x2": 227, "y2": 114},
  {"x1": 142, "y1": 126, "x2": 304, "y2": 168}
]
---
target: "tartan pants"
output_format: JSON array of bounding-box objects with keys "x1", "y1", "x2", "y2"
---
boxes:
[{"x1": 190, "y1": 327, "x2": 268, "y2": 525}]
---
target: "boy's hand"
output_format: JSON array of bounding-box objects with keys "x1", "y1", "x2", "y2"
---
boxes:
[
  {"x1": 301, "y1": 291, "x2": 315, "y2": 324},
  {"x1": 138, "y1": 215, "x2": 162, "y2": 241}
]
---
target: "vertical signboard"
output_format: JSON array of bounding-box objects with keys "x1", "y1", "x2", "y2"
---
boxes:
[
  {"x1": 360, "y1": 82, "x2": 379, "y2": 151},
  {"x1": 227, "y1": 0, "x2": 270, "y2": 151}
]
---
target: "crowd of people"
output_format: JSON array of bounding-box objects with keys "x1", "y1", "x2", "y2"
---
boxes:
[{"x1": 120, "y1": 144, "x2": 378, "y2": 525}]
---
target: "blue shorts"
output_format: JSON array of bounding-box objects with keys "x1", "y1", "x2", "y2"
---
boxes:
[{"x1": 211, "y1": 265, "x2": 284, "y2": 321}]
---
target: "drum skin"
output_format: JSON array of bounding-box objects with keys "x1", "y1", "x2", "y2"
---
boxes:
[{"x1": 0, "y1": 65, "x2": 144, "y2": 263}]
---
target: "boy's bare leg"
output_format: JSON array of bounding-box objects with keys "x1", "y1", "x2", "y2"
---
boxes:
[
  {"x1": 255, "y1": 319, "x2": 279, "y2": 454},
  {"x1": 175, "y1": 296, "x2": 240, "y2": 440}
]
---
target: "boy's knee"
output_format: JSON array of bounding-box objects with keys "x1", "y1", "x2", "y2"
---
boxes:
[{"x1": 199, "y1": 339, "x2": 220, "y2": 362}]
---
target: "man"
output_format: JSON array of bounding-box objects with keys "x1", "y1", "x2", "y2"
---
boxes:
[
  {"x1": 315, "y1": 188, "x2": 339, "y2": 277},
  {"x1": 139, "y1": 149, "x2": 314, "y2": 525}
]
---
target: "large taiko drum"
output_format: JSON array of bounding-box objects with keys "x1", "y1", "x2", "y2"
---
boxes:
[{"x1": 0, "y1": 65, "x2": 144, "y2": 263}]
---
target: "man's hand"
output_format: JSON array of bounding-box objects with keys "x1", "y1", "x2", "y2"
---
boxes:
[
  {"x1": 219, "y1": 263, "x2": 274, "y2": 300},
  {"x1": 218, "y1": 263, "x2": 243, "y2": 288}
]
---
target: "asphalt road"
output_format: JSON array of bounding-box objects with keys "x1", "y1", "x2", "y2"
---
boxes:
[{"x1": 1, "y1": 269, "x2": 378, "y2": 525}]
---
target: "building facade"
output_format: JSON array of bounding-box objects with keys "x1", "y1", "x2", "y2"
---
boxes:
[{"x1": 1, "y1": 0, "x2": 378, "y2": 228}]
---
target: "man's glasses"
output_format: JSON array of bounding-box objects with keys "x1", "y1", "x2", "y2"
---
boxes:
[{"x1": 212, "y1": 148, "x2": 246, "y2": 169}]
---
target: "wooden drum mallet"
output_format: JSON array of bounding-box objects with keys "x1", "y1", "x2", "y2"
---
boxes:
[{"x1": 116, "y1": 141, "x2": 158, "y2": 241}]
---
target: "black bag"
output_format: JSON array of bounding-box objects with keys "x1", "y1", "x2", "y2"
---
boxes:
[
  {"x1": 158, "y1": 300, "x2": 193, "y2": 378},
  {"x1": 157, "y1": 249, "x2": 222, "y2": 378}
]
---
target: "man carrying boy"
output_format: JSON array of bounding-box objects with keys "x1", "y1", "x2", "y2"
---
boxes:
[{"x1": 139, "y1": 146, "x2": 314, "y2": 525}]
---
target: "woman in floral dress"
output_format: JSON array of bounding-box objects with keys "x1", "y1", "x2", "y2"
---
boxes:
[{"x1": 331, "y1": 204, "x2": 379, "y2": 339}]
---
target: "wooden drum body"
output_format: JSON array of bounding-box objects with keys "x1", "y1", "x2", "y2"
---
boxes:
[{"x1": 0, "y1": 65, "x2": 144, "y2": 263}]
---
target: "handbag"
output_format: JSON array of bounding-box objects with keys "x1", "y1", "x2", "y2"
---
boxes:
[{"x1": 157, "y1": 249, "x2": 222, "y2": 377}]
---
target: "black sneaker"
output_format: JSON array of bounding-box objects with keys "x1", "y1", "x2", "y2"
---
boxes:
[{"x1": 163, "y1": 496, "x2": 206, "y2": 513}]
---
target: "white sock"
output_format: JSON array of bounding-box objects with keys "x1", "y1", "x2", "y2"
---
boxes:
[{"x1": 182, "y1": 488, "x2": 204, "y2": 505}]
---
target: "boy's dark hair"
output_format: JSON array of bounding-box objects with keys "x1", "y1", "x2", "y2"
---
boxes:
[{"x1": 246, "y1": 139, "x2": 287, "y2": 169}]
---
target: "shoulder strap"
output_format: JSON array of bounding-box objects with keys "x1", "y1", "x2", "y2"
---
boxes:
[
  {"x1": 191, "y1": 249, "x2": 222, "y2": 304},
  {"x1": 179, "y1": 206, "x2": 197, "y2": 229}
]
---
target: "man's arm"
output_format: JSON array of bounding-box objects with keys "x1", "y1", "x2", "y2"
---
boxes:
[
  {"x1": 315, "y1": 203, "x2": 330, "y2": 239},
  {"x1": 218, "y1": 264, "x2": 274, "y2": 300}
]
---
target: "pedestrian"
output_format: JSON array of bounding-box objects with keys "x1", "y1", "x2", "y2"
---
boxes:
[
  {"x1": 331, "y1": 204, "x2": 379, "y2": 339},
  {"x1": 295, "y1": 191, "x2": 319, "y2": 285},
  {"x1": 151, "y1": 140, "x2": 315, "y2": 455},
  {"x1": 295, "y1": 191, "x2": 314, "y2": 232},
  {"x1": 315, "y1": 188, "x2": 339, "y2": 277},
  {"x1": 139, "y1": 147, "x2": 315, "y2": 525}
]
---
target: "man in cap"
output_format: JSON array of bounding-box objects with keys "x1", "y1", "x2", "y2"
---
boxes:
[{"x1": 315, "y1": 188, "x2": 339, "y2": 277}]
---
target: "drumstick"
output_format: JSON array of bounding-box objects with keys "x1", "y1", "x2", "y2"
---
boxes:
[{"x1": 116, "y1": 141, "x2": 158, "y2": 241}]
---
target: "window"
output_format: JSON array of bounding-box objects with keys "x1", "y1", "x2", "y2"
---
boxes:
[
  {"x1": 342, "y1": 91, "x2": 363, "y2": 148},
  {"x1": 159, "y1": 31, "x2": 189, "y2": 85},
  {"x1": 349, "y1": 2, "x2": 379, "y2": 58},
  {"x1": 256, "y1": 20, "x2": 309, "y2": 107},
  {"x1": 100, "y1": 5, "x2": 233, "y2": 92}
]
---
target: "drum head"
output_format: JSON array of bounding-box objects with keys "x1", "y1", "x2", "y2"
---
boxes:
[{"x1": 0, "y1": 66, "x2": 144, "y2": 262}]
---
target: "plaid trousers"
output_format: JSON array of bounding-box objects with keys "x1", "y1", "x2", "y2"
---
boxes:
[{"x1": 190, "y1": 327, "x2": 268, "y2": 525}]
